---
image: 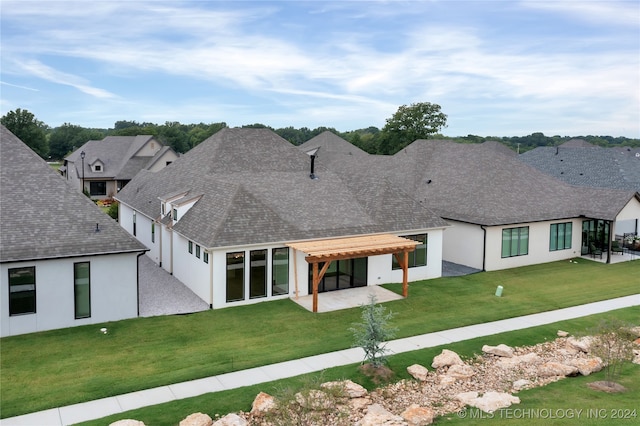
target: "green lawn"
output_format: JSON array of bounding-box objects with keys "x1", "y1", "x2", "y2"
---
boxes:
[
  {"x1": 76, "y1": 307, "x2": 640, "y2": 426},
  {"x1": 1, "y1": 258, "x2": 638, "y2": 418}
]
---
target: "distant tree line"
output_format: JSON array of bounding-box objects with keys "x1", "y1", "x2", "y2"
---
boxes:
[{"x1": 2, "y1": 106, "x2": 638, "y2": 161}]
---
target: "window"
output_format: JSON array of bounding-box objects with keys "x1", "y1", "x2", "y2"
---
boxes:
[
  {"x1": 226, "y1": 252, "x2": 245, "y2": 302},
  {"x1": 132, "y1": 211, "x2": 137, "y2": 236},
  {"x1": 188, "y1": 241, "x2": 193, "y2": 254},
  {"x1": 74, "y1": 262, "x2": 91, "y2": 319},
  {"x1": 173, "y1": 208, "x2": 178, "y2": 221},
  {"x1": 195, "y1": 244, "x2": 201, "y2": 259},
  {"x1": 8, "y1": 267, "x2": 36, "y2": 315},
  {"x1": 550, "y1": 222, "x2": 572, "y2": 251},
  {"x1": 272, "y1": 248, "x2": 289, "y2": 296},
  {"x1": 89, "y1": 181, "x2": 107, "y2": 196},
  {"x1": 250, "y1": 249, "x2": 267, "y2": 299},
  {"x1": 94, "y1": 164, "x2": 102, "y2": 172},
  {"x1": 203, "y1": 252, "x2": 209, "y2": 264},
  {"x1": 161, "y1": 203, "x2": 165, "y2": 216},
  {"x1": 151, "y1": 223, "x2": 155, "y2": 243},
  {"x1": 392, "y1": 234, "x2": 427, "y2": 269},
  {"x1": 502, "y1": 227, "x2": 529, "y2": 258}
]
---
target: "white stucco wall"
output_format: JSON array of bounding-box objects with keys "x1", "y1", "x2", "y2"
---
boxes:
[
  {"x1": 1, "y1": 253, "x2": 139, "y2": 337},
  {"x1": 484, "y1": 219, "x2": 583, "y2": 271},
  {"x1": 173, "y1": 232, "x2": 212, "y2": 305},
  {"x1": 442, "y1": 221, "x2": 485, "y2": 270}
]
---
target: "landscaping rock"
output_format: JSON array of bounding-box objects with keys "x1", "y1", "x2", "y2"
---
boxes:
[
  {"x1": 538, "y1": 362, "x2": 579, "y2": 377},
  {"x1": 512, "y1": 379, "x2": 532, "y2": 391},
  {"x1": 322, "y1": 379, "x2": 368, "y2": 398},
  {"x1": 250, "y1": 392, "x2": 275, "y2": 416},
  {"x1": 213, "y1": 413, "x2": 247, "y2": 426},
  {"x1": 482, "y1": 344, "x2": 514, "y2": 358},
  {"x1": 355, "y1": 403, "x2": 406, "y2": 426},
  {"x1": 567, "y1": 357, "x2": 603, "y2": 376},
  {"x1": 407, "y1": 364, "x2": 429, "y2": 381},
  {"x1": 432, "y1": 349, "x2": 464, "y2": 368},
  {"x1": 566, "y1": 336, "x2": 592, "y2": 353},
  {"x1": 445, "y1": 364, "x2": 475, "y2": 380},
  {"x1": 456, "y1": 391, "x2": 520, "y2": 413},
  {"x1": 497, "y1": 352, "x2": 540, "y2": 368},
  {"x1": 557, "y1": 330, "x2": 569, "y2": 337},
  {"x1": 179, "y1": 412, "x2": 213, "y2": 426},
  {"x1": 109, "y1": 420, "x2": 145, "y2": 426},
  {"x1": 401, "y1": 404, "x2": 434, "y2": 425}
]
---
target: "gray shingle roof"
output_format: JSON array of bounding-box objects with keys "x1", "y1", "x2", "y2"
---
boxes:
[
  {"x1": 0, "y1": 126, "x2": 147, "y2": 262},
  {"x1": 298, "y1": 131, "x2": 370, "y2": 168},
  {"x1": 379, "y1": 139, "x2": 638, "y2": 226},
  {"x1": 519, "y1": 145, "x2": 640, "y2": 192},
  {"x1": 116, "y1": 128, "x2": 448, "y2": 248},
  {"x1": 65, "y1": 135, "x2": 170, "y2": 180}
]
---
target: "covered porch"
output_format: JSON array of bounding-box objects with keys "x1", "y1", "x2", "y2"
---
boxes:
[{"x1": 287, "y1": 234, "x2": 419, "y2": 313}]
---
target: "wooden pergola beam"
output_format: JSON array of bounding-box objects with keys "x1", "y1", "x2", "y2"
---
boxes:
[{"x1": 288, "y1": 234, "x2": 418, "y2": 312}]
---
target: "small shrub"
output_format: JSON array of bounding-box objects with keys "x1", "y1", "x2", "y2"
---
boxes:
[
  {"x1": 349, "y1": 295, "x2": 398, "y2": 368},
  {"x1": 587, "y1": 318, "x2": 635, "y2": 386},
  {"x1": 107, "y1": 201, "x2": 119, "y2": 220}
]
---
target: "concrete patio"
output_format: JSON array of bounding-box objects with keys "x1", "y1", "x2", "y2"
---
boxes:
[{"x1": 581, "y1": 249, "x2": 640, "y2": 264}]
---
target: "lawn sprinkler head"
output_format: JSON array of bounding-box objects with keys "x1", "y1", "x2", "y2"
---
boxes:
[{"x1": 100, "y1": 328, "x2": 108, "y2": 334}]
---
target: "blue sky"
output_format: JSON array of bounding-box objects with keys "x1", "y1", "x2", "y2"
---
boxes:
[{"x1": 1, "y1": 1, "x2": 638, "y2": 136}]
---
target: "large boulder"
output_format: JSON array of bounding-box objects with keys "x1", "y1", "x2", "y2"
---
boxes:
[
  {"x1": 109, "y1": 421, "x2": 145, "y2": 426},
  {"x1": 432, "y1": 349, "x2": 464, "y2": 368},
  {"x1": 407, "y1": 364, "x2": 429, "y2": 381},
  {"x1": 567, "y1": 357, "x2": 603, "y2": 376},
  {"x1": 538, "y1": 362, "x2": 579, "y2": 377},
  {"x1": 179, "y1": 412, "x2": 213, "y2": 426},
  {"x1": 566, "y1": 336, "x2": 593, "y2": 353},
  {"x1": 250, "y1": 392, "x2": 275, "y2": 416},
  {"x1": 213, "y1": 413, "x2": 247, "y2": 426},
  {"x1": 497, "y1": 353, "x2": 540, "y2": 369},
  {"x1": 401, "y1": 404, "x2": 434, "y2": 425},
  {"x1": 482, "y1": 344, "x2": 514, "y2": 358},
  {"x1": 355, "y1": 403, "x2": 407, "y2": 426},
  {"x1": 445, "y1": 364, "x2": 475, "y2": 380},
  {"x1": 456, "y1": 391, "x2": 520, "y2": 413},
  {"x1": 321, "y1": 379, "x2": 368, "y2": 398}
]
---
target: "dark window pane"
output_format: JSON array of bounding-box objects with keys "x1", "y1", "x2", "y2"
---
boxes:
[
  {"x1": 226, "y1": 252, "x2": 244, "y2": 302},
  {"x1": 272, "y1": 248, "x2": 289, "y2": 295},
  {"x1": 250, "y1": 250, "x2": 267, "y2": 299},
  {"x1": 9, "y1": 267, "x2": 36, "y2": 315}
]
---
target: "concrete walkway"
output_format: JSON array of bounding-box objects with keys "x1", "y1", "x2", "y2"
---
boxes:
[{"x1": 4, "y1": 294, "x2": 639, "y2": 426}]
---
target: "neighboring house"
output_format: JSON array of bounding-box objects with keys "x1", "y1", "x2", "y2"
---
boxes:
[
  {"x1": 61, "y1": 135, "x2": 178, "y2": 200},
  {"x1": 115, "y1": 128, "x2": 449, "y2": 311},
  {"x1": 377, "y1": 139, "x2": 640, "y2": 271},
  {"x1": 519, "y1": 140, "x2": 640, "y2": 237},
  {"x1": 0, "y1": 125, "x2": 148, "y2": 337}
]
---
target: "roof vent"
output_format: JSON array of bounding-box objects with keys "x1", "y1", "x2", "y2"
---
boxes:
[
  {"x1": 95, "y1": 223, "x2": 101, "y2": 233},
  {"x1": 305, "y1": 147, "x2": 320, "y2": 180}
]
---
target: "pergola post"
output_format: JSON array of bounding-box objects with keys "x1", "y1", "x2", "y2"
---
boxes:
[
  {"x1": 393, "y1": 251, "x2": 410, "y2": 298},
  {"x1": 312, "y1": 261, "x2": 333, "y2": 313}
]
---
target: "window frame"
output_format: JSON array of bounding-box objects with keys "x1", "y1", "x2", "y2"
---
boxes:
[
  {"x1": 501, "y1": 226, "x2": 529, "y2": 258},
  {"x1": 8, "y1": 266, "x2": 36, "y2": 316},
  {"x1": 74, "y1": 262, "x2": 91, "y2": 319},
  {"x1": 188, "y1": 241, "x2": 193, "y2": 254},
  {"x1": 550, "y1": 222, "x2": 572, "y2": 251},
  {"x1": 89, "y1": 181, "x2": 107, "y2": 196},
  {"x1": 392, "y1": 233, "x2": 428, "y2": 270},
  {"x1": 271, "y1": 247, "x2": 289, "y2": 296},
  {"x1": 195, "y1": 244, "x2": 201, "y2": 259},
  {"x1": 226, "y1": 251, "x2": 245, "y2": 302}
]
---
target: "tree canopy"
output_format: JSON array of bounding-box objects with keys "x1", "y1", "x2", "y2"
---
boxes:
[
  {"x1": 1, "y1": 109, "x2": 49, "y2": 159},
  {"x1": 377, "y1": 102, "x2": 448, "y2": 154},
  {"x1": 2, "y1": 107, "x2": 638, "y2": 161}
]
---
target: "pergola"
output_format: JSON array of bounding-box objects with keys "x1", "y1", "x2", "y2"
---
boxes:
[{"x1": 286, "y1": 234, "x2": 419, "y2": 312}]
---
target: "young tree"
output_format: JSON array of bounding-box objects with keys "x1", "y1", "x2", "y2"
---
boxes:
[
  {"x1": 1, "y1": 108, "x2": 49, "y2": 159},
  {"x1": 588, "y1": 318, "x2": 635, "y2": 388},
  {"x1": 378, "y1": 102, "x2": 447, "y2": 154},
  {"x1": 349, "y1": 295, "x2": 398, "y2": 368}
]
